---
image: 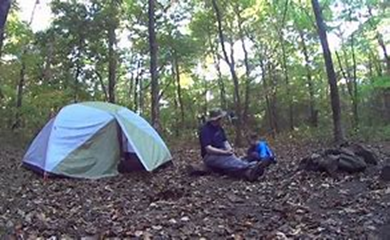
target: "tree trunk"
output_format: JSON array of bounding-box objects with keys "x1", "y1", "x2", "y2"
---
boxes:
[
  {"x1": 73, "y1": 63, "x2": 81, "y2": 102},
  {"x1": 208, "y1": 35, "x2": 226, "y2": 109},
  {"x1": 373, "y1": 50, "x2": 383, "y2": 77},
  {"x1": 311, "y1": 0, "x2": 344, "y2": 143},
  {"x1": 130, "y1": 58, "x2": 141, "y2": 110},
  {"x1": 280, "y1": 31, "x2": 293, "y2": 131},
  {"x1": 351, "y1": 35, "x2": 359, "y2": 128},
  {"x1": 336, "y1": 45, "x2": 358, "y2": 130},
  {"x1": 260, "y1": 56, "x2": 275, "y2": 135},
  {"x1": 367, "y1": 7, "x2": 390, "y2": 118},
  {"x1": 134, "y1": 74, "x2": 139, "y2": 113},
  {"x1": 235, "y1": 5, "x2": 251, "y2": 125},
  {"x1": 95, "y1": 70, "x2": 108, "y2": 101},
  {"x1": 211, "y1": 0, "x2": 242, "y2": 145},
  {"x1": 148, "y1": 0, "x2": 160, "y2": 130},
  {"x1": 43, "y1": 37, "x2": 54, "y2": 84},
  {"x1": 108, "y1": 25, "x2": 117, "y2": 103},
  {"x1": 129, "y1": 67, "x2": 135, "y2": 105},
  {"x1": 139, "y1": 78, "x2": 145, "y2": 115},
  {"x1": 173, "y1": 50, "x2": 185, "y2": 128},
  {"x1": 16, "y1": 62, "x2": 26, "y2": 108},
  {"x1": 0, "y1": 0, "x2": 11, "y2": 57},
  {"x1": 378, "y1": 34, "x2": 390, "y2": 75},
  {"x1": 368, "y1": 53, "x2": 373, "y2": 77},
  {"x1": 202, "y1": 79, "x2": 208, "y2": 117},
  {"x1": 0, "y1": 0, "x2": 12, "y2": 100},
  {"x1": 13, "y1": 60, "x2": 26, "y2": 129},
  {"x1": 215, "y1": 53, "x2": 227, "y2": 109},
  {"x1": 173, "y1": 96, "x2": 179, "y2": 137},
  {"x1": 368, "y1": 6, "x2": 390, "y2": 75},
  {"x1": 73, "y1": 37, "x2": 84, "y2": 102},
  {"x1": 299, "y1": 29, "x2": 317, "y2": 127},
  {"x1": 268, "y1": 62, "x2": 280, "y2": 134}
]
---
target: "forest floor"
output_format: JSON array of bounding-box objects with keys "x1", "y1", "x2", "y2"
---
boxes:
[{"x1": 1, "y1": 134, "x2": 390, "y2": 239}]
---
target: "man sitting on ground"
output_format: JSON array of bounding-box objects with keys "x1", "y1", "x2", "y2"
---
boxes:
[
  {"x1": 245, "y1": 134, "x2": 276, "y2": 168},
  {"x1": 199, "y1": 109, "x2": 264, "y2": 182}
]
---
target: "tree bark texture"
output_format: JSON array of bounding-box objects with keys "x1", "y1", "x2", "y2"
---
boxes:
[
  {"x1": 235, "y1": 5, "x2": 251, "y2": 125},
  {"x1": 312, "y1": 0, "x2": 345, "y2": 143},
  {"x1": 108, "y1": 25, "x2": 117, "y2": 103},
  {"x1": 299, "y1": 29, "x2": 317, "y2": 127},
  {"x1": 173, "y1": 50, "x2": 185, "y2": 128},
  {"x1": 148, "y1": 0, "x2": 160, "y2": 130},
  {"x1": 212, "y1": 0, "x2": 242, "y2": 145},
  {"x1": 0, "y1": 0, "x2": 11, "y2": 57}
]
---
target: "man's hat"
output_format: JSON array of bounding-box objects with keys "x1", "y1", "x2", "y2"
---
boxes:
[{"x1": 208, "y1": 108, "x2": 227, "y2": 121}]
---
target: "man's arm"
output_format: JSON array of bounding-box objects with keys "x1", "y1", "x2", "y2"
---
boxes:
[
  {"x1": 223, "y1": 141, "x2": 233, "y2": 151},
  {"x1": 205, "y1": 145, "x2": 232, "y2": 155}
]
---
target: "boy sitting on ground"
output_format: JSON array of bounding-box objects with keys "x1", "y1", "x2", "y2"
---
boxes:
[{"x1": 245, "y1": 134, "x2": 276, "y2": 168}]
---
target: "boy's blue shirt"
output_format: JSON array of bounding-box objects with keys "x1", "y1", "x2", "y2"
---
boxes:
[{"x1": 256, "y1": 141, "x2": 275, "y2": 160}]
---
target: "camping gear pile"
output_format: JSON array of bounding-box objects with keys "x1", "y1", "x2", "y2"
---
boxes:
[
  {"x1": 298, "y1": 143, "x2": 378, "y2": 176},
  {"x1": 23, "y1": 102, "x2": 172, "y2": 179}
]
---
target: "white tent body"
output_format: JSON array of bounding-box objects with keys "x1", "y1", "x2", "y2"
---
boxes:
[{"x1": 23, "y1": 102, "x2": 172, "y2": 179}]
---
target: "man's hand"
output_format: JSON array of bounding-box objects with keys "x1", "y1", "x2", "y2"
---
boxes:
[
  {"x1": 225, "y1": 148, "x2": 234, "y2": 155},
  {"x1": 205, "y1": 145, "x2": 234, "y2": 156}
]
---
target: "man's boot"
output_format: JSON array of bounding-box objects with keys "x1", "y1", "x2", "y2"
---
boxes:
[{"x1": 244, "y1": 162, "x2": 264, "y2": 182}]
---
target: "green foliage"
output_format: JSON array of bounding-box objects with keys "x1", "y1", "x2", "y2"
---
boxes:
[{"x1": 0, "y1": 0, "x2": 389, "y2": 140}]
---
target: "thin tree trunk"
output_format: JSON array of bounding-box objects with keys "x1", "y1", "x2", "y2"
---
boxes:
[
  {"x1": 234, "y1": 5, "x2": 251, "y2": 125},
  {"x1": 299, "y1": 29, "x2": 317, "y2": 127},
  {"x1": 335, "y1": 50, "x2": 349, "y2": 103},
  {"x1": 12, "y1": 0, "x2": 39, "y2": 128},
  {"x1": 139, "y1": 78, "x2": 145, "y2": 115},
  {"x1": 274, "y1": 0, "x2": 292, "y2": 131},
  {"x1": 211, "y1": 0, "x2": 242, "y2": 145},
  {"x1": 260, "y1": 57, "x2": 274, "y2": 135},
  {"x1": 368, "y1": 53, "x2": 373, "y2": 77},
  {"x1": 129, "y1": 66, "x2": 135, "y2": 104},
  {"x1": 215, "y1": 53, "x2": 227, "y2": 109},
  {"x1": 351, "y1": 35, "x2": 359, "y2": 128},
  {"x1": 148, "y1": 0, "x2": 160, "y2": 130},
  {"x1": 95, "y1": 70, "x2": 108, "y2": 101},
  {"x1": 73, "y1": 52, "x2": 82, "y2": 102},
  {"x1": 368, "y1": 7, "x2": 388, "y2": 75},
  {"x1": 336, "y1": 46, "x2": 358, "y2": 129},
  {"x1": 311, "y1": 0, "x2": 344, "y2": 143},
  {"x1": 43, "y1": 37, "x2": 54, "y2": 84},
  {"x1": 0, "y1": 0, "x2": 11, "y2": 57},
  {"x1": 374, "y1": 52, "x2": 383, "y2": 77},
  {"x1": 0, "y1": 0, "x2": 12, "y2": 101},
  {"x1": 16, "y1": 62, "x2": 26, "y2": 108},
  {"x1": 335, "y1": 51, "x2": 348, "y2": 82},
  {"x1": 280, "y1": 32, "x2": 293, "y2": 131},
  {"x1": 378, "y1": 34, "x2": 390, "y2": 75},
  {"x1": 134, "y1": 66, "x2": 145, "y2": 114},
  {"x1": 268, "y1": 62, "x2": 279, "y2": 134},
  {"x1": 173, "y1": 50, "x2": 185, "y2": 128},
  {"x1": 13, "y1": 60, "x2": 26, "y2": 129},
  {"x1": 203, "y1": 79, "x2": 208, "y2": 117},
  {"x1": 134, "y1": 74, "x2": 139, "y2": 113},
  {"x1": 108, "y1": 25, "x2": 117, "y2": 103},
  {"x1": 73, "y1": 37, "x2": 84, "y2": 102},
  {"x1": 73, "y1": 63, "x2": 81, "y2": 102},
  {"x1": 208, "y1": 35, "x2": 226, "y2": 109},
  {"x1": 130, "y1": 58, "x2": 141, "y2": 109},
  {"x1": 173, "y1": 96, "x2": 179, "y2": 136}
]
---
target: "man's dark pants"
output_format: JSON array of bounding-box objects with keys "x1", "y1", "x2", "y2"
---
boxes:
[{"x1": 203, "y1": 154, "x2": 256, "y2": 177}]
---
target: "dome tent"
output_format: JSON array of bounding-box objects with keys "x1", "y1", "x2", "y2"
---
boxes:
[{"x1": 23, "y1": 102, "x2": 172, "y2": 179}]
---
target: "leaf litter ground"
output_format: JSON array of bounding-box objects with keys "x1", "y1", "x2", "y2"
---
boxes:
[{"x1": 1, "y1": 138, "x2": 390, "y2": 239}]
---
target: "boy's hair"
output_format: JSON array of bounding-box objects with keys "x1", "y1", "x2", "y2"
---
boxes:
[{"x1": 249, "y1": 133, "x2": 258, "y2": 141}]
